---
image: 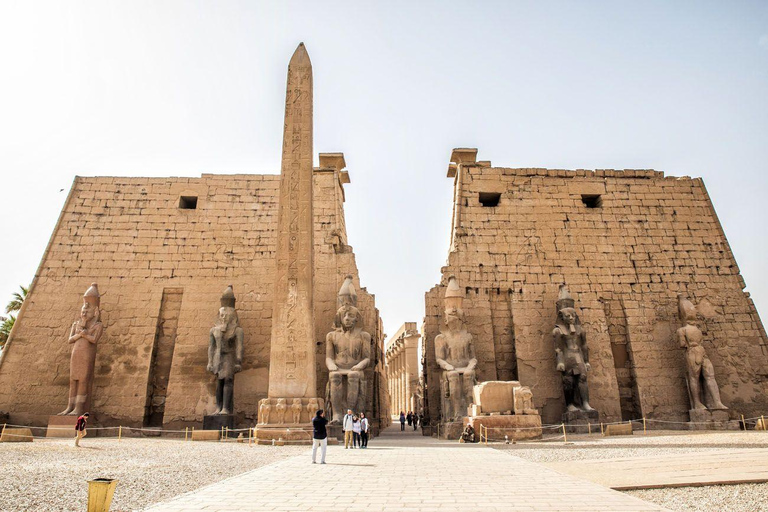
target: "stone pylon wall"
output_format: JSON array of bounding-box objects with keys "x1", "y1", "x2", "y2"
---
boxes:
[
  {"x1": 424, "y1": 158, "x2": 768, "y2": 426},
  {"x1": 0, "y1": 170, "x2": 386, "y2": 429}
]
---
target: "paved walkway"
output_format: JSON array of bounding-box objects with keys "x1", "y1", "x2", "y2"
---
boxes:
[
  {"x1": 547, "y1": 448, "x2": 768, "y2": 490},
  {"x1": 145, "y1": 425, "x2": 668, "y2": 511}
]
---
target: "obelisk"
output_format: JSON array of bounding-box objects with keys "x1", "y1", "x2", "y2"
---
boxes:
[{"x1": 267, "y1": 43, "x2": 317, "y2": 401}]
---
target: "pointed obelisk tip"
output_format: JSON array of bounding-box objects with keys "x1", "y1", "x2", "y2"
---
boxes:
[{"x1": 290, "y1": 42, "x2": 311, "y2": 66}]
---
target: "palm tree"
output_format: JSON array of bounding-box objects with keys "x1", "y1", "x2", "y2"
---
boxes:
[
  {"x1": 5, "y1": 285, "x2": 28, "y2": 314},
  {"x1": 0, "y1": 314, "x2": 14, "y2": 350}
]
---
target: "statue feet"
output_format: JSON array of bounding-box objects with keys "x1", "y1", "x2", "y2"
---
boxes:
[
  {"x1": 566, "y1": 404, "x2": 579, "y2": 413},
  {"x1": 711, "y1": 403, "x2": 728, "y2": 411},
  {"x1": 58, "y1": 405, "x2": 74, "y2": 416},
  {"x1": 693, "y1": 402, "x2": 708, "y2": 410},
  {"x1": 581, "y1": 402, "x2": 595, "y2": 412},
  {"x1": 212, "y1": 407, "x2": 222, "y2": 415},
  {"x1": 220, "y1": 408, "x2": 231, "y2": 415}
]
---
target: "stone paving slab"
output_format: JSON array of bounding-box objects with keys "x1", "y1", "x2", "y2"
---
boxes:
[
  {"x1": 546, "y1": 448, "x2": 768, "y2": 490},
  {"x1": 145, "y1": 426, "x2": 668, "y2": 511}
]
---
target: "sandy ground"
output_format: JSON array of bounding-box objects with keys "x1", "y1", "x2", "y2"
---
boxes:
[
  {"x1": 493, "y1": 430, "x2": 768, "y2": 511},
  {"x1": 0, "y1": 437, "x2": 306, "y2": 511}
]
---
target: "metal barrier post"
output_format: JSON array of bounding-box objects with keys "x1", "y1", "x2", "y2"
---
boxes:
[
  {"x1": 587, "y1": 423, "x2": 591, "y2": 435},
  {"x1": 762, "y1": 415, "x2": 766, "y2": 431},
  {"x1": 185, "y1": 427, "x2": 188, "y2": 442},
  {"x1": 118, "y1": 426, "x2": 122, "y2": 442},
  {"x1": 484, "y1": 425, "x2": 488, "y2": 445},
  {"x1": 562, "y1": 423, "x2": 567, "y2": 444},
  {"x1": 600, "y1": 422, "x2": 604, "y2": 435},
  {"x1": 643, "y1": 417, "x2": 646, "y2": 434}
]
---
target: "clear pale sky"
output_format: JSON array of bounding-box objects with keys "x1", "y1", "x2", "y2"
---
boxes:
[{"x1": 1, "y1": 1, "x2": 766, "y2": 339}]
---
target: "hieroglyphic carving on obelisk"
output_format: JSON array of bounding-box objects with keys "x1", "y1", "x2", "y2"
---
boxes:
[{"x1": 267, "y1": 43, "x2": 317, "y2": 399}]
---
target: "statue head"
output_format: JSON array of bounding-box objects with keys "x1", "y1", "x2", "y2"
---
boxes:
[
  {"x1": 215, "y1": 285, "x2": 239, "y2": 337},
  {"x1": 335, "y1": 276, "x2": 362, "y2": 331},
  {"x1": 292, "y1": 398, "x2": 302, "y2": 406},
  {"x1": 80, "y1": 283, "x2": 101, "y2": 325},
  {"x1": 443, "y1": 276, "x2": 465, "y2": 332},
  {"x1": 556, "y1": 307, "x2": 581, "y2": 334},
  {"x1": 678, "y1": 294, "x2": 697, "y2": 325}
]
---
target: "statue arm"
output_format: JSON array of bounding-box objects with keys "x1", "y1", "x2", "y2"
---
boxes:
[
  {"x1": 325, "y1": 332, "x2": 338, "y2": 371},
  {"x1": 580, "y1": 330, "x2": 591, "y2": 370},
  {"x1": 235, "y1": 328, "x2": 244, "y2": 372},
  {"x1": 80, "y1": 323, "x2": 103, "y2": 344},
  {"x1": 207, "y1": 330, "x2": 215, "y2": 372},
  {"x1": 435, "y1": 336, "x2": 454, "y2": 371},
  {"x1": 351, "y1": 332, "x2": 371, "y2": 371},
  {"x1": 465, "y1": 335, "x2": 477, "y2": 371},
  {"x1": 68, "y1": 323, "x2": 80, "y2": 344},
  {"x1": 553, "y1": 328, "x2": 565, "y2": 371},
  {"x1": 677, "y1": 328, "x2": 688, "y2": 349}
]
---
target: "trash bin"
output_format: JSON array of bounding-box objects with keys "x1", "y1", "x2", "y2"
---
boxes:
[{"x1": 87, "y1": 478, "x2": 118, "y2": 512}]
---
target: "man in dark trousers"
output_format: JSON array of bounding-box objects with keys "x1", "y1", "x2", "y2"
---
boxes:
[
  {"x1": 74, "y1": 412, "x2": 89, "y2": 447},
  {"x1": 312, "y1": 409, "x2": 328, "y2": 464}
]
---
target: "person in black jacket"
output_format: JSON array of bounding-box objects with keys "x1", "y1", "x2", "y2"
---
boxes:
[
  {"x1": 74, "y1": 412, "x2": 89, "y2": 447},
  {"x1": 311, "y1": 409, "x2": 328, "y2": 464}
]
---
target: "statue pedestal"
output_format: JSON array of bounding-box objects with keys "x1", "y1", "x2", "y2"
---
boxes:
[
  {"x1": 466, "y1": 414, "x2": 542, "y2": 441},
  {"x1": 688, "y1": 409, "x2": 736, "y2": 430},
  {"x1": 46, "y1": 415, "x2": 80, "y2": 438},
  {"x1": 437, "y1": 421, "x2": 465, "y2": 440},
  {"x1": 254, "y1": 424, "x2": 314, "y2": 444},
  {"x1": 562, "y1": 409, "x2": 599, "y2": 434},
  {"x1": 203, "y1": 414, "x2": 235, "y2": 432}
]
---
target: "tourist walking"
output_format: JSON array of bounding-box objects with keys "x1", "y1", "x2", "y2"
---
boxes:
[
  {"x1": 399, "y1": 411, "x2": 405, "y2": 431},
  {"x1": 343, "y1": 409, "x2": 354, "y2": 449},
  {"x1": 352, "y1": 415, "x2": 361, "y2": 448},
  {"x1": 413, "y1": 412, "x2": 418, "y2": 431},
  {"x1": 311, "y1": 409, "x2": 328, "y2": 464},
  {"x1": 74, "y1": 412, "x2": 89, "y2": 447},
  {"x1": 406, "y1": 411, "x2": 413, "y2": 426},
  {"x1": 360, "y1": 412, "x2": 369, "y2": 448}
]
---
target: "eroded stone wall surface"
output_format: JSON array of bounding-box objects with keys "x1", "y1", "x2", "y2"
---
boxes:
[
  {"x1": 0, "y1": 171, "x2": 386, "y2": 429},
  {"x1": 424, "y1": 164, "x2": 768, "y2": 426}
]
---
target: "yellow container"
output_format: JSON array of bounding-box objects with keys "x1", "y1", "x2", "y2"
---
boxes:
[{"x1": 87, "y1": 478, "x2": 118, "y2": 512}]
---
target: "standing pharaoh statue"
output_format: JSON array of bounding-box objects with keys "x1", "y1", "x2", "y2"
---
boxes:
[
  {"x1": 59, "y1": 283, "x2": 104, "y2": 416},
  {"x1": 326, "y1": 276, "x2": 371, "y2": 424},
  {"x1": 677, "y1": 295, "x2": 727, "y2": 411},
  {"x1": 553, "y1": 284, "x2": 595, "y2": 413},
  {"x1": 207, "y1": 285, "x2": 244, "y2": 415},
  {"x1": 435, "y1": 276, "x2": 477, "y2": 421}
]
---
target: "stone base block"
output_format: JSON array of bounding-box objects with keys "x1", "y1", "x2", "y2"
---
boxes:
[
  {"x1": 191, "y1": 430, "x2": 220, "y2": 441},
  {"x1": 604, "y1": 423, "x2": 633, "y2": 436},
  {"x1": 562, "y1": 409, "x2": 599, "y2": 434},
  {"x1": 466, "y1": 414, "x2": 542, "y2": 441},
  {"x1": 47, "y1": 415, "x2": 80, "y2": 438},
  {"x1": 254, "y1": 424, "x2": 313, "y2": 444},
  {"x1": 438, "y1": 421, "x2": 465, "y2": 440},
  {"x1": 1, "y1": 427, "x2": 33, "y2": 442},
  {"x1": 203, "y1": 414, "x2": 235, "y2": 432},
  {"x1": 688, "y1": 409, "x2": 733, "y2": 430}
]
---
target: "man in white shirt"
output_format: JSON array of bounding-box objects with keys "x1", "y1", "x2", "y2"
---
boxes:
[{"x1": 342, "y1": 409, "x2": 354, "y2": 449}]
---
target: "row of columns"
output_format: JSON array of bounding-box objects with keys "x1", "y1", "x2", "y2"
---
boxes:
[{"x1": 385, "y1": 324, "x2": 421, "y2": 417}]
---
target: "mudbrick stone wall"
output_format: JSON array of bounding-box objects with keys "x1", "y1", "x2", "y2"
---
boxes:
[
  {"x1": 424, "y1": 151, "x2": 768, "y2": 426},
  {"x1": 0, "y1": 168, "x2": 387, "y2": 430}
]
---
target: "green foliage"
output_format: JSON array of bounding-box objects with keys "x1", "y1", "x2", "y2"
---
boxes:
[
  {"x1": 5, "y1": 285, "x2": 28, "y2": 314},
  {"x1": 0, "y1": 314, "x2": 15, "y2": 350}
]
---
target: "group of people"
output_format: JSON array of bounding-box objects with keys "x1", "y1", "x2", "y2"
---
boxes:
[
  {"x1": 398, "y1": 410, "x2": 421, "y2": 431},
  {"x1": 342, "y1": 409, "x2": 370, "y2": 449},
  {"x1": 311, "y1": 407, "x2": 371, "y2": 464}
]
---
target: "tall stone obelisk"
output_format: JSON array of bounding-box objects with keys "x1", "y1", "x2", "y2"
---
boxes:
[{"x1": 268, "y1": 43, "x2": 317, "y2": 401}]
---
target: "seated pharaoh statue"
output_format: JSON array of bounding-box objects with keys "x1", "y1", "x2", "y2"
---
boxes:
[
  {"x1": 435, "y1": 276, "x2": 477, "y2": 421},
  {"x1": 326, "y1": 276, "x2": 371, "y2": 424},
  {"x1": 677, "y1": 294, "x2": 727, "y2": 411},
  {"x1": 553, "y1": 284, "x2": 595, "y2": 414}
]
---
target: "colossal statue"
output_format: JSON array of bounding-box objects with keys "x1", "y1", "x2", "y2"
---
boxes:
[
  {"x1": 207, "y1": 285, "x2": 244, "y2": 415},
  {"x1": 553, "y1": 284, "x2": 594, "y2": 413},
  {"x1": 326, "y1": 276, "x2": 371, "y2": 424},
  {"x1": 59, "y1": 283, "x2": 104, "y2": 416},
  {"x1": 435, "y1": 276, "x2": 477, "y2": 421},
  {"x1": 677, "y1": 295, "x2": 727, "y2": 411}
]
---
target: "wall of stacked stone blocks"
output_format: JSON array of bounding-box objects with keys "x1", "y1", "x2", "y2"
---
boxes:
[
  {"x1": 424, "y1": 162, "x2": 768, "y2": 426},
  {"x1": 0, "y1": 169, "x2": 388, "y2": 430}
]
